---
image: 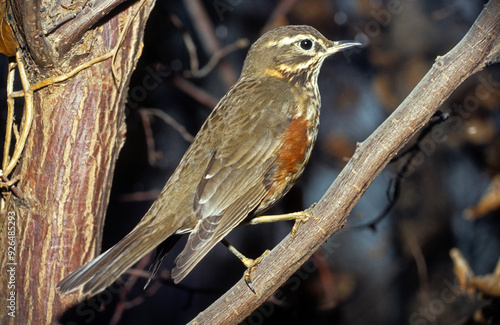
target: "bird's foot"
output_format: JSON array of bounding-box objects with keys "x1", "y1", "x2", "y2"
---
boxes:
[
  {"x1": 248, "y1": 202, "x2": 318, "y2": 238},
  {"x1": 221, "y1": 239, "x2": 270, "y2": 294},
  {"x1": 290, "y1": 203, "x2": 317, "y2": 238},
  {"x1": 243, "y1": 249, "x2": 270, "y2": 294}
]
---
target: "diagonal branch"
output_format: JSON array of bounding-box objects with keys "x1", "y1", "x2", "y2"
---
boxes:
[{"x1": 189, "y1": 0, "x2": 500, "y2": 323}]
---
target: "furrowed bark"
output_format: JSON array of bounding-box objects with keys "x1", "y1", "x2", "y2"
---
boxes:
[{"x1": 0, "y1": 1, "x2": 155, "y2": 324}]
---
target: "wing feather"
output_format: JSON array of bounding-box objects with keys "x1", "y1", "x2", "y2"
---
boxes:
[
  {"x1": 171, "y1": 77, "x2": 297, "y2": 283},
  {"x1": 172, "y1": 183, "x2": 268, "y2": 282},
  {"x1": 173, "y1": 131, "x2": 278, "y2": 283}
]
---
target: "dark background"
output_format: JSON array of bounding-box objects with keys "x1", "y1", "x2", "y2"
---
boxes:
[{"x1": 3, "y1": 0, "x2": 500, "y2": 324}]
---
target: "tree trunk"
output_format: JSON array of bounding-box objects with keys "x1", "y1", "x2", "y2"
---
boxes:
[{"x1": 0, "y1": 1, "x2": 155, "y2": 324}]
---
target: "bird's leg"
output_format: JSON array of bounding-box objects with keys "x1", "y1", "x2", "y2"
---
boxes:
[
  {"x1": 220, "y1": 204, "x2": 317, "y2": 293},
  {"x1": 221, "y1": 239, "x2": 270, "y2": 294},
  {"x1": 248, "y1": 203, "x2": 317, "y2": 237}
]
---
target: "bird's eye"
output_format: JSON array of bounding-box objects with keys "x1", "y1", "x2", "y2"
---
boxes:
[{"x1": 300, "y1": 39, "x2": 313, "y2": 50}]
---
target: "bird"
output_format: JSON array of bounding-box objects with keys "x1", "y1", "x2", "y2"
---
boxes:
[{"x1": 57, "y1": 25, "x2": 360, "y2": 298}]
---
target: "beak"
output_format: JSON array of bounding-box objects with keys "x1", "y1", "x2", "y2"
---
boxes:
[{"x1": 327, "y1": 40, "x2": 362, "y2": 54}]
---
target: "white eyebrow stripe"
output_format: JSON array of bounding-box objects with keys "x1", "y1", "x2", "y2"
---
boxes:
[
  {"x1": 264, "y1": 35, "x2": 329, "y2": 53},
  {"x1": 265, "y1": 34, "x2": 314, "y2": 47}
]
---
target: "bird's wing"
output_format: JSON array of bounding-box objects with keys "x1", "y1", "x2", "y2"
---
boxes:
[{"x1": 171, "y1": 78, "x2": 295, "y2": 282}]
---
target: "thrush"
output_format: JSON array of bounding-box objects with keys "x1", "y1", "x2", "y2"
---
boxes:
[{"x1": 57, "y1": 25, "x2": 360, "y2": 297}]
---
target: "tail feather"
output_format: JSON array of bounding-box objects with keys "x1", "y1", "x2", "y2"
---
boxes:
[
  {"x1": 144, "y1": 235, "x2": 181, "y2": 289},
  {"x1": 57, "y1": 225, "x2": 176, "y2": 298}
]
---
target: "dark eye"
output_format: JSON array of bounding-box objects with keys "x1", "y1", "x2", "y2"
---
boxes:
[{"x1": 300, "y1": 39, "x2": 313, "y2": 50}]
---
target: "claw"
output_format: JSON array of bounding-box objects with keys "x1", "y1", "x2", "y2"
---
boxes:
[
  {"x1": 244, "y1": 273, "x2": 256, "y2": 294},
  {"x1": 242, "y1": 249, "x2": 270, "y2": 294}
]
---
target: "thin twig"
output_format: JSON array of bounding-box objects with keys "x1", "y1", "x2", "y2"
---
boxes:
[
  {"x1": 138, "y1": 109, "x2": 157, "y2": 166},
  {"x1": 170, "y1": 14, "x2": 199, "y2": 73},
  {"x1": 0, "y1": 174, "x2": 23, "y2": 199},
  {"x1": 170, "y1": 14, "x2": 249, "y2": 79},
  {"x1": 138, "y1": 107, "x2": 194, "y2": 166},
  {"x1": 184, "y1": 38, "x2": 249, "y2": 79},
  {"x1": 30, "y1": 51, "x2": 115, "y2": 91},
  {"x1": 122, "y1": 280, "x2": 162, "y2": 309},
  {"x1": 183, "y1": 0, "x2": 220, "y2": 55},
  {"x1": 118, "y1": 189, "x2": 161, "y2": 202},
  {"x1": 3, "y1": 61, "x2": 17, "y2": 171},
  {"x1": 109, "y1": 252, "x2": 153, "y2": 325},
  {"x1": 406, "y1": 230, "x2": 430, "y2": 306},
  {"x1": 183, "y1": 0, "x2": 238, "y2": 87},
  {"x1": 141, "y1": 108, "x2": 194, "y2": 142},
  {"x1": 172, "y1": 75, "x2": 219, "y2": 109},
  {"x1": 2, "y1": 51, "x2": 34, "y2": 177}
]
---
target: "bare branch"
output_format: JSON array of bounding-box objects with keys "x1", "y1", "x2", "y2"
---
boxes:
[
  {"x1": 109, "y1": 253, "x2": 153, "y2": 325},
  {"x1": 140, "y1": 108, "x2": 194, "y2": 143},
  {"x1": 172, "y1": 75, "x2": 219, "y2": 109},
  {"x1": 189, "y1": 1, "x2": 500, "y2": 323},
  {"x1": 10, "y1": 0, "x2": 54, "y2": 68},
  {"x1": 138, "y1": 107, "x2": 194, "y2": 166},
  {"x1": 183, "y1": 0, "x2": 239, "y2": 87},
  {"x1": 170, "y1": 13, "x2": 249, "y2": 79},
  {"x1": 3, "y1": 61, "x2": 17, "y2": 171},
  {"x1": 184, "y1": 38, "x2": 249, "y2": 79},
  {"x1": 51, "y1": 0, "x2": 130, "y2": 57}
]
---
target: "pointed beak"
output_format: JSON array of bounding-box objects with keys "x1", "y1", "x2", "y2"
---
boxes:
[{"x1": 326, "y1": 40, "x2": 362, "y2": 54}]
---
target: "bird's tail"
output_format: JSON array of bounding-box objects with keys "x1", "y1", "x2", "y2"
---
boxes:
[{"x1": 57, "y1": 224, "x2": 176, "y2": 298}]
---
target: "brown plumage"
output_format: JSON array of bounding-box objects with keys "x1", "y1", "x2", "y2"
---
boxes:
[{"x1": 57, "y1": 25, "x2": 360, "y2": 298}]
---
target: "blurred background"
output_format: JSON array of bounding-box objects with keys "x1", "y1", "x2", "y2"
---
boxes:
[{"x1": 4, "y1": 0, "x2": 500, "y2": 324}]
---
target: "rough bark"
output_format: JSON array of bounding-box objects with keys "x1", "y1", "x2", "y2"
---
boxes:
[
  {"x1": 0, "y1": 1, "x2": 155, "y2": 324},
  {"x1": 189, "y1": 0, "x2": 500, "y2": 323}
]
